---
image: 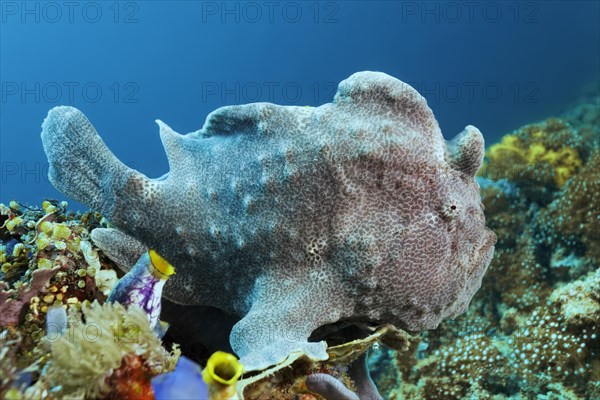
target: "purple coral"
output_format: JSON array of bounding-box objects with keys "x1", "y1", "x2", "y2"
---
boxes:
[{"x1": 0, "y1": 267, "x2": 60, "y2": 327}]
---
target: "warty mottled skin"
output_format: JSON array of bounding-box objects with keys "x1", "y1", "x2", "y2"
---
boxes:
[{"x1": 41, "y1": 71, "x2": 496, "y2": 372}]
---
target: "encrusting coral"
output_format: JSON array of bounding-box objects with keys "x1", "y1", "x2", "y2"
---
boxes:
[
  {"x1": 0, "y1": 267, "x2": 60, "y2": 327},
  {"x1": 0, "y1": 200, "x2": 119, "y2": 352},
  {"x1": 535, "y1": 151, "x2": 600, "y2": 262}
]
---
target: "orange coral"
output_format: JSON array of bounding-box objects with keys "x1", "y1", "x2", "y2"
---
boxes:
[{"x1": 105, "y1": 355, "x2": 155, "y2": 400}]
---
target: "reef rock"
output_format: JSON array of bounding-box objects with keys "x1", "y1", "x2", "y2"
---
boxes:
[{"x1": 41, "y1": 71, "x2": 496, "y2": 372}]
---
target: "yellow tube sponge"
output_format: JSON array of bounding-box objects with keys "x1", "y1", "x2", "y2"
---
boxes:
[
  {"x1": 149, "y1": 249, "x2": 176, "y2": 279},
  {"x1": 202, "y1": 351, "x2": 244, "y2": 399}
]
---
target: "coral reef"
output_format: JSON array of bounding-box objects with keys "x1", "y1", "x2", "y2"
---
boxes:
[
  {"x1": 40, "y1": 71, "x2": 495, "y2": 375},
  {"x1": 0, "y1": 202, "x2": 180, "y2": 400},
  {"x1": 0, "y1": 329, "x2": 27, "y2": 396},
  {"x1": 535, "y1": 151, "x2": 600, "y2": 262},
  {"x1": 0, "y1": 267, "x2": 60, "y2": 326},
  {"x1": 371, "y1": 91, "x2": 600, "y2": 399},
  {"x1": 1, "y1": 73, "x2": 596, "y2": 399}
]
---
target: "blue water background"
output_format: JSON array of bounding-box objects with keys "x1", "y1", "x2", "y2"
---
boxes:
[{"x1": 1, "y1": 1, "x2": 599, "y2": 209}]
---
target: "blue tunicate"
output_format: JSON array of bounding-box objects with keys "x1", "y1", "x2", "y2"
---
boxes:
[{"x1": 151, "y1": 356, "x2": 208, "y2": 400}]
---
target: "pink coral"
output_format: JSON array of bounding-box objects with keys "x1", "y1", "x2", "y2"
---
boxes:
[{"x1": 0, "y1": 267, "x2": 60, "y2": 326}]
